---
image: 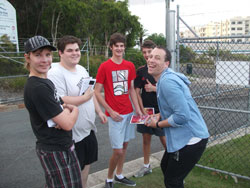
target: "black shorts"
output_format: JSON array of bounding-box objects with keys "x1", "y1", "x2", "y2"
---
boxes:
[
  {"x1": 75, "y1": 130, "x2": 98, "y2": 170},
  {"x1": 137, "y1": 124, "x2": 165, "y2": 136}
]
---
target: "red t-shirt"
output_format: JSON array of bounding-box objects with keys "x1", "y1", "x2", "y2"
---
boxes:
[{"x1": 96, "y1": 59, "x2": 136, "y2": 116}]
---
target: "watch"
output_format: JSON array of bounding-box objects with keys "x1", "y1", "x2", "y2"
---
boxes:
[{"x1": 156, "y1": 121, "x2": 160, "y2": 128}]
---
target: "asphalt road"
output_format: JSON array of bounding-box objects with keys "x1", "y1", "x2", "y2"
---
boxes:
[{"x1": 0, "y1": 109, "x2": 165, "y2": 188}]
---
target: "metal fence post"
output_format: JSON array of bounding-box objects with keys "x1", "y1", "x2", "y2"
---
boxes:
[
  {"x1": 214, "y1": 41, "x2": 220, "y2": 139},
  {"x1": 166, "y1": 10, "x2": 176, "y2": 71}
]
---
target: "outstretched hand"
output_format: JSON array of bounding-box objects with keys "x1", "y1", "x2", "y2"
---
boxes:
[{"x1": 145, "y1": 114, "x2": 160, "y2": 128}]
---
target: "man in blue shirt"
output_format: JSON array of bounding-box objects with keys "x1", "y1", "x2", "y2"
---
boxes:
[{"x1": 145, "y1": 46, "x2": 209, "y2": 188}]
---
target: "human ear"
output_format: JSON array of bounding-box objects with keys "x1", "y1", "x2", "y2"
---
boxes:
[
  {"x1": 58, "y1": 50, "x2": 63, "y2": 57},
  {"x1": 24, "y1": 53, "x2": 30, "y2": 62},
  {"x1": 166, "y1": 61, "x2": 170, "y2": 67}
]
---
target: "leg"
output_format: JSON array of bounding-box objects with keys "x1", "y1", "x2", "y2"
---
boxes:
[
  {"x1": 163, "y1": 139, "x2": 208, "y2": 188},
  {"x1": 134, "y1": 129, "x2": 154, "y2": 177},
  {"x1": 81, "y1": 164, "x2": 90, "y2": 188},
  {"x1": 107, "y1": 148, "x2": 124, "y2": 179},
  {"x1": 142, "y1": 133, "x2": 152, "y2": 165},
  {"x1": 159, "y1": 135, "x2": 167, "y2": 150},
  {"x1": 160, "y1": 150, "x2": 169, "y2": 187},
  {"x1": 116, "y1": 142, "x2": 128, "y2": 175},
  {"x1": 114, "y1": 142, "x2": 136, "y2": 187},
  {"x1": 36, "y1": 148, "x2": 82, "y2": 188}
]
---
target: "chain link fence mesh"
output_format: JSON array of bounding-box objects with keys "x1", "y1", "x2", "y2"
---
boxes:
[{"x1": 178, "y1": 37, "x2": 250, "y2": 180}]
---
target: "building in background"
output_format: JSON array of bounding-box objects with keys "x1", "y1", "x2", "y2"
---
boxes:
[
  {"x1": 181, "y1": 16, "x2": 250, "y2": 42},
  {"x1": 230, "y1": 16, "x2": 250, "y2": 42}
]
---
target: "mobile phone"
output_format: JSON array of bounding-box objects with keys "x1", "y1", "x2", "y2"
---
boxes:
[{"x1": 89, "y1": 80, "x2": 95, "y2": 85}]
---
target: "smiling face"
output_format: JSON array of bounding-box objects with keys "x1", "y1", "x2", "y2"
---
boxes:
[
  {"x1": 147, "y1": 48, "x2": 169, "y2": 81},
  {"x1": 110, "y1": 42, "x2": 125, "y2": 58},
  {"x1": 59, "y1": 43, "x2": 81, "y2": 68},
  {"x1": 142, "y1": 47, "x2": 153, "y2": 62},
  {"x1": 24, "y1": 48, "x2": 53, "y2": 78}
]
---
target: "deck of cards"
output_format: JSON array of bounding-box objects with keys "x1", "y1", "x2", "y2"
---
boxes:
[{"x1": 130, "y1": 108, "x2": 154, "y2": 124}]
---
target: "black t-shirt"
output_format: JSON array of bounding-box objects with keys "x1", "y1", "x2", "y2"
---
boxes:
[
  {"x1": 134, "y1": 65, "x2": 159, "y2": 113},
  {"x1": 24, "y1": 76, "x2": 73, "y2": 151}
]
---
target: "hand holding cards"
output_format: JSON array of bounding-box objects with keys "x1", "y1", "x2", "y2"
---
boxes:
[
  {"x1": 130, "y1": 108, "x2": 155, "y2": 124},
  {"x1": 79, "y1": 77, "x2": 96, "y2": 95}
]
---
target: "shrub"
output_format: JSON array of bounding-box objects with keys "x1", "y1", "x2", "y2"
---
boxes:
[{"x1": 125, "y1": 48, "x2": 145, "y2": 69}]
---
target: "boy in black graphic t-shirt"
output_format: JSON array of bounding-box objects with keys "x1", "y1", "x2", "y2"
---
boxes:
[
  {"x1": 134, "y1": 40, "x2": 166, "y2": 178},
  {"x1": 23, "y1": 36, "x2": 82, "y2": 188}
]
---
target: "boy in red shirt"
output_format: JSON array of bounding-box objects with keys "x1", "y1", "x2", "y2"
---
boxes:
[{"x1": 95, "y1": 33, "x2": 142, "y2": 188}]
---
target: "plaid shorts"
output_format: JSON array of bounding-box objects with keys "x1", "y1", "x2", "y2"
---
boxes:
[{"x1": 36, "y1": 145, "x2": 82, "y2": 188}]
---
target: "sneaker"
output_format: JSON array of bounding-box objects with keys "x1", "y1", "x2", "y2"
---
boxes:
[
  {"x1": 133, "y1": 165, "x2": 152, "y2": 178},
  {"x1": 105, "y1": 180, "x2": 114, "y2": 188},
  {"x1": 114, "y1": 176, "x2": 136, "y2": 186}
]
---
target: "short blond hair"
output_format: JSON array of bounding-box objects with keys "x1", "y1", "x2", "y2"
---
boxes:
[{"x1": 24, "y1": 53, "x2": 30, "y2": 71}]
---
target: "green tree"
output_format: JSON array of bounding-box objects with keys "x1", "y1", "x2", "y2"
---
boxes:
[
  {"x1": 0, "y1": 35, "x2": 27, "y2": 76},
  {"x1": 179, "y1": 44, "x2": 196, "y2": 64},
  {"x1": 138, "y1": 26, "x2": 148, "y2": 49},
  {"x1": 145, "y1": 33, "x2": 166, "y2": 47},
  {"x1": 96, "y1": 0, "x2": 141, "y2": 57},
  {"x1": 9, "y1": 0, "x2": 47, "y2": 37}
]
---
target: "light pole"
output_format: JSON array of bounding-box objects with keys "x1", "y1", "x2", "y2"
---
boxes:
[{"x1": 165, "y1": 0, "x2": 176, "y2": 70}]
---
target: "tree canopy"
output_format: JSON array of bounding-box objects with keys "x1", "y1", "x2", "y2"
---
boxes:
[{"x1": 9, "y1": 0, "x2": 142, "y2": 52}]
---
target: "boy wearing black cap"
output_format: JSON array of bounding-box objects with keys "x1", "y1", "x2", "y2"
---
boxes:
[{"x1": 24, "y1": 36, "x2": 82, "y2": 188}]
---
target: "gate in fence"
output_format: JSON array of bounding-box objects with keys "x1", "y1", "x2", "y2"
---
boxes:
[{"x1": 177, "y1": 36, "x2": 250, "y2": 180}]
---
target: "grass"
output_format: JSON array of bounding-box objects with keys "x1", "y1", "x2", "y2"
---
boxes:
[
  {"x1": 116, "y1": 167, "x2": 250, "y2": 188},
  {"x1": 116, "y1": 134, "x2": 250, "y2": 188},
  {"x1": 199, "y1": 134, "x2": 250, "y2": 176},
  {"x1": 0, "y1": 76, "x2": 27, "y2": 91}
]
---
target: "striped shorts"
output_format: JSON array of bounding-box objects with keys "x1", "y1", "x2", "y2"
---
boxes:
[{"x1": 36, "y1": 145, "x2": 82, "y2": 188}]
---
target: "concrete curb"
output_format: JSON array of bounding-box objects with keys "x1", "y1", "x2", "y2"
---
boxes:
[
  {"x1": 0, "y1": 103, "x2": 25, "y2": 112},
  {"x1": 88, "y1": 150, "x2": 164, "y2": 188}
]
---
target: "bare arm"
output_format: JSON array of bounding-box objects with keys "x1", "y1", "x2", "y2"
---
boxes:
[
  {"x1": 130, "y1": 80, "x2": 142, "y2": 116},
  {"x1": 94, "y1": 83, "x2": 123, "y2": 122},
  {"x1": 135, "y1": 87, "x2": 147, "y2": 115},
  {"x1": 62, "y1": 86, "x2": 94, "y2": 106},
  {"x1": 52, "y1": 104, "x2": 79, "y2": 131},
  {"x1": 93, "y1": 94, "x2": 107, "y2": 124}
]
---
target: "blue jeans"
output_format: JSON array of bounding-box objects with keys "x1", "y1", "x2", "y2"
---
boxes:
[{"x1": 160, "y1": 138, "x2": 208, "y2": 188}]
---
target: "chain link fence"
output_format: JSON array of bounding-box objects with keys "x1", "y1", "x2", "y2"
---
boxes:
[{"x1": 177, "y1": 36, "x2": 250, "y2": 180}]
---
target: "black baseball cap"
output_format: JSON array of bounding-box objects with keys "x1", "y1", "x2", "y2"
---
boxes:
[{"x1": 24, "y1": 36, "x2": 57, "y2": 53}]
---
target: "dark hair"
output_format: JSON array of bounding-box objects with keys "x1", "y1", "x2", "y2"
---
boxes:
[
  {"x1": 109, "y1": 33, "x2": 126, "y2": 48},
  {"x1": 156, "y1": 46, "x2": 172, "y2": 65},
  {"x1": 141, "y1": 40, "x2": 156, "y2": 50},
  {"x1": 57, "y1": 35, "x2": 82, "y2": 52}
]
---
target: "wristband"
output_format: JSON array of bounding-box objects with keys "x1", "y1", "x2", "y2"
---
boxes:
[{"x1": 156, "y1": 121, "x2": 160, "y2": 128}]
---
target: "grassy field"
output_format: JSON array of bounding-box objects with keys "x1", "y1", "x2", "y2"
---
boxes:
[
  {"x1": 116, "y1": 134, "x2": 250, "y2": 188},
  {"x1": 115, "y1": 167, "x2": 250, "y2": 188}
]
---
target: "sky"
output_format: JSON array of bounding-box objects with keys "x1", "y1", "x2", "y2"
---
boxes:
[{"x1": 128, "y1": 0, "x2": 250, "y2": 36}]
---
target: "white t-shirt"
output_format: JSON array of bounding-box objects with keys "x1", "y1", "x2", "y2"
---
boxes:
[{"x1": 48, "y1": 63, "x2": 96, "y2": 143}]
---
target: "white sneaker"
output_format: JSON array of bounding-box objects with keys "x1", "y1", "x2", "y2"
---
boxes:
[{"x1": 134, "y1": 165, "x2": 152, "y2": 178}]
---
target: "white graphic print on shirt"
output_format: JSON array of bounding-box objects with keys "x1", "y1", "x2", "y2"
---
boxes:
[{"x1": 112, "y1": 70, "x2": 128, "y2": 96}]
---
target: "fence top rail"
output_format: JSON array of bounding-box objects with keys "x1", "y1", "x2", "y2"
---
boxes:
[
  {"x1": 179, "y1": 41, "x2": 250, "y2": 44},
  {"x1": 0, "y1": 74, "x2": 28, "y2": 79},
  {"x1": 180, "y1": 35, "x2": 250, "y2": 41}
]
